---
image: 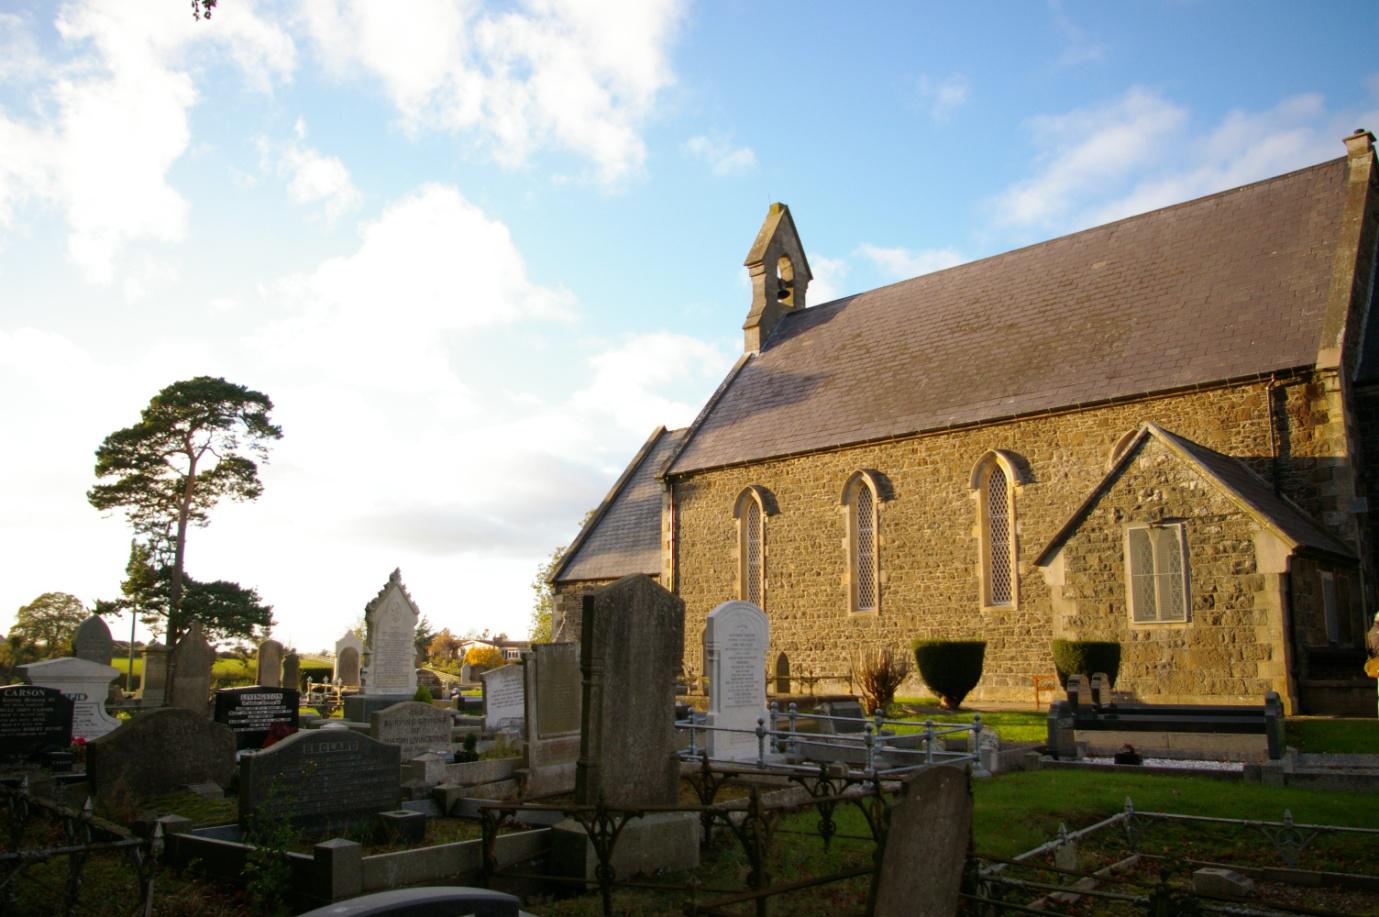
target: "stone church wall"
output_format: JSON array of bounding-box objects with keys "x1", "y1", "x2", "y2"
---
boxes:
[
  {"x1": 671, "y1": 372, "x2": 1356, "y2": 705},
  {"x1": 1045, "y1": 436, "x2": 1288, "y2": 706}
]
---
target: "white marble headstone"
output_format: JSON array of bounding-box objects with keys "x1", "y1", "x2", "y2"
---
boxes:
[
  {"x1": 481, "y1": 664, "x2": 525, "y2": 731},
  {"x1": 21, "y1": 657, "x2": 122, "y2": 740},
  {"x1": 362, "y1": 569, "x2": 419, "y2": 696},
  {"x1": 704, "y1": 600, "x2": 769, "y2": 761}
]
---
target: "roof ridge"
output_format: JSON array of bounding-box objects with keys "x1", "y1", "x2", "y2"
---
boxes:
[{"x1": 791, "y1": 155, "x2": 1347, "y2": 318}]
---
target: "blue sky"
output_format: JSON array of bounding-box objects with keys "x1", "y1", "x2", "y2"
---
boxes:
[{"x1": 1, "y1": 1, "x2": 1376, "y2": 653}]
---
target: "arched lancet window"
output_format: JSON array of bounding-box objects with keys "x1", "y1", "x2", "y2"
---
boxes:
[
  {"x1": 969, "y1": 451, "x2": 1023, "y2": 608},
  {"x1": 841, "y1": 471, "x2": 882, "y2": 613},
  {"x1": 735, "y1": 487, "x2": 770, "y2": 607}
]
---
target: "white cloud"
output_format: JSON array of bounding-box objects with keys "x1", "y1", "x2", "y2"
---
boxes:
[
  {"x1": 258, "y1": 183, "x2": 575, "y2": 393},
  {"x1": 993, "y1": 83, "x2": 1379, "y2": 237},
  {"x1": 916, "y1": 73, "x2": 969, "y2": 122},
  {"x1": 0, "y1": 2, "x2": 295, "y2": 281},
  {"x1": 263, "y1": 119, "x2": 362, "y2": 220},
  {"x1": 993, "y1": 88, "x2": 1186, "y2": 231},
  {"x1": 300, "y1": 0, "x2": 685, "y2": 183},
  {"x1": 806, "y1": 255, "x2": 849, "y2": 305},
  {"x1": 570, "y1": 331, "x2": 734, "y2": 434},
  {"x1": 858, "y1": 243, "x2": 966, "y2": 280},
  {"x1": 685, "y1": 134, "x2": 757, "y2": 176},
  {"x1": 1049, "y1": 0, "x2": 1106, "y2": 68}
]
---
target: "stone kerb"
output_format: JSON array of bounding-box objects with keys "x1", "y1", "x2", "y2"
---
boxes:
[
  {"x1": 575, "y1": 574, "x2": 684, "y2": 808},
  {"x1": 20, "y1": 657, "x2": 121, "y2": 740},
  {"x1": 370, "y1": 701, "x2": 453, "y2": 759},
  {"x1": 169, "y1": 621, "x2": 215, "y2": 713},
  {"x1": 703, "y1": 600, "x2": 769, "y2": 761},
  {"x1": 87, "y1": 708, "x2": 235, "y2": 809},
  {"x1": 239, "y1": 729, "x2": 401, "y2": 832},
  {"x1": 481, "y1": 664, "x2": 525, "y2": 732},
  {"x1": 257, "y1": 639, "x2": 284, "y2": 688}
]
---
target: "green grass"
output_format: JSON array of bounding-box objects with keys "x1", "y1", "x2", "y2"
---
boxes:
[
  {"x1": 887, "y1": 706, "x2": 1048, "y2": 744},
  {"x1": 1286, "y1": 717, "x2": 1379, "y2": 754}
]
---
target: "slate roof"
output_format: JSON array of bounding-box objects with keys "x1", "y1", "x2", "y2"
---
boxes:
[
  {"x1": 551, "y1": 427, "x2": 686, "y2": 584},
  {"x1": 1034, "y1": 423, "x2": 1356, "y2": 566},
  {"x1": 667, "y1": 157, "x2": 1349, "y2": 476}
]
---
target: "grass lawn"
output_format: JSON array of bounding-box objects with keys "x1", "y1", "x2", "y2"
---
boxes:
[{"x1": 1286, "y1": 717, "x2": 1379, "y2": 754}]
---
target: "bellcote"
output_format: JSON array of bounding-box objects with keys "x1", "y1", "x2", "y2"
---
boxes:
[{"x1": 742, "y1": 202, "x2": 812, "y2": 353}]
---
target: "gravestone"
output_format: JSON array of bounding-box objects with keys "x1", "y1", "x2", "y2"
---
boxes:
[
  {"x1": 282, "y1": 651, "x2": 301, "y2": 691},
  {"x1": 20, "y1": 657, "x2": 121, "y2": 740},
  {"x1": 0, "y1": 685, "x2": 73, "y2": 760},
  {"x1": 871, "y1": 764, "x2": 972, "y2": 917},
  {"x1": 1089, "y1": 672, "x2": 1109, "y2": 707},
  {"x1": 344, "y1": 569, "x2": 420, "y2": 722},
  {"x1": 257, "y1": 639, "x2": 284, "y2": 688},
  {"x1": 168, "y1": 621, "x2": 214, "y2": 712},
  {"x1": 73, "y1": 615, "x2": 114, "y2": 665},
  {"x1": 362, "y1": 569, "x2": 419, "y2": 696},
  {"x1": 703, "y1": 601, "x2": 769, "y2": 761},
  {"x1": 481, "y1": 664, "x2": 525, "y2": 732},
  {"x1": 575, "y1": 574, "x2": 683, "y2": 807},
  {"x1": 523, "y1": 642, "x2": 581, "y2": 795},
  {"x1": 817, "y1": 697, "x2": 867, "y2": 734},
  {"x1": 140, "y1": 643, "x2": 168, "y2": 707},
  {"x1": 214, "y1": 686, "x2": 301, "y2": 750},
  {"x1": 87, "y1": 708, "x2": 235, "y2": 807},
  {"x1": 370, "y1": 701, "x2": 452, "y2": 759},
  {"x1": 335, "y1": 632, "x2": 363, "y2": 686},
  {"x1": 239, "y1": 729, "x2": 401, "y2": 832}
]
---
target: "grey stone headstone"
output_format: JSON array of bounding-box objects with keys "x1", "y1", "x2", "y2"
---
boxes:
[
  {"x1": 87, "y1": 708, "x2": 235, "y2": 808},
  {"x1": 169, "y1": 621, "x2": 215, "y2": 713},
  {"x1": 370, "y1": 701, "x2": 452, "y2": 759},
  {"x1": 481, "y1": 664, "x2": 525, "y2": 732},
  {"x1": 20, "y1": 656, "x2": 121, "y2": 740},
  {"x1": 73, "y1": 616, "x2": 114, "y2": 665},
  {"x1": 335, "y1": 631, "x2": 363, "y2": 686},
  {"x1": 140, "y1": 644, "x2": 169, "y2": 706},
  {"x1": 704, "y1": 601, "x2": 768, "y2": 761},
  {"x1": 524, "y1": 643, "x2": 581, "y2": 792},
  {"x1": 575, "y1": 575, "x2": 683, "y2": 808},
  {"x1": 282, "y1": 651, "x2": 301, "y2": 690},
  {"x1": 871, "y1": 764, "x2": 972, "y2": 917},
  {"x1": 257, "y1": 639, "x2": 284, "y2": 688},
  {"x1": 239, "y1": 729, "x2": 401, "y2": 832},
  {"x1": 1089, "y1": 672, "x2": 1108, "y2": 707},
  {"x1": 362, "y1": 569, "x2": 419, "y2": 696},
  {"x1": 1065, "y1": 674, "x2": 1087, "y2": 711}
]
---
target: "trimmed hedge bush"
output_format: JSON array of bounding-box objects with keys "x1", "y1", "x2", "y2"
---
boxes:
[
  {"x1": 912, "y1": 639, "x2": 986, "y2": 710},
  {"x1": 1051, "y1": 640, "x2": 1121, "y2": 688}
]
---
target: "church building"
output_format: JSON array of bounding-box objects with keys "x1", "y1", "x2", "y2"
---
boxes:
[{"x1": 551, "y1": 131, "x2": 1379, "y2": 715}]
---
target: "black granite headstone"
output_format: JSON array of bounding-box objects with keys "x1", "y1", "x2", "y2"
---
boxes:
[
  {"x1": 0, "y1": 685, "x2": 73, "y2": 760},
  {"x1": 214, "y1": 686, "x2": 300, "y2": 750}
]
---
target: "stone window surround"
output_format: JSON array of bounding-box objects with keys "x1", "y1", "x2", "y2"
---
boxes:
[
  {"x1": 840, "y1": 470, "x2": 886, "y2": 615},
  {"x1": 968, "y1": 450, "x2": 1026, "y2": 611},
  {"x1": 1123, "y1": 521, "x2": 1191, "y2": 625},
  {"x1": 733, "y1": 485, "x2": 774, "y2": 608}
]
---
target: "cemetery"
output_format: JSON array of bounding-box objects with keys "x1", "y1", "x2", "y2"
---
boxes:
[{"x1": 0, "y1": 576, "x2": 1375, "y2": 916}]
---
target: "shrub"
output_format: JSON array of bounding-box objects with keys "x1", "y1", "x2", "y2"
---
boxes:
[
  {"x1": 912, "y1": 640, "x2": 986, "y2": 710},
  {"x1": 1051, "y1": 640, "x2": 1121, "y2": 688},
  {"x1": 413, "y1": 685, "x2": 434, "y2": 703},
  {"x1": 851, "y1": 647, "x2": 911, "y2": 715},
  {"x1": 464, "y1": 645, "x2": 505, "y2": 669}
]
